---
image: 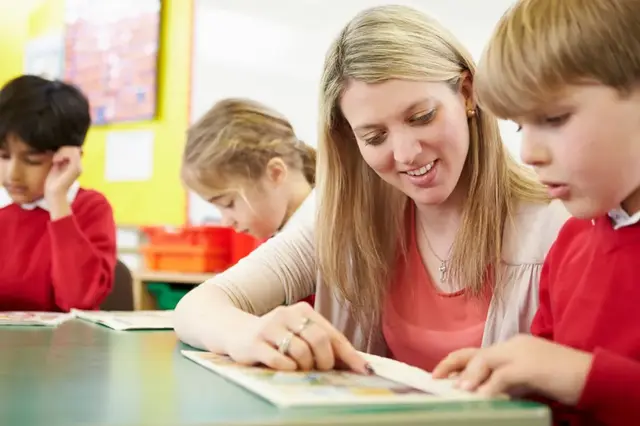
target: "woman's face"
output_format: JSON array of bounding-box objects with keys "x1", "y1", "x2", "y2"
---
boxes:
[{"x1": 339, "y1": 78, "x2": 473, "y2": 208}]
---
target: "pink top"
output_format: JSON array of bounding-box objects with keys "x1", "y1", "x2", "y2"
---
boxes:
[{"x1": 382, "y1": 208, "x2": 492, "y2": 372}]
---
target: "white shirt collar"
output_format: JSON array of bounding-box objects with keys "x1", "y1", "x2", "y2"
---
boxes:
[
  {"x1": 0, "y1": 181, "x2": 80, "y2": 211},
  {"x1": 608, "y1": 206, "x2": 640, "y2": 230}
]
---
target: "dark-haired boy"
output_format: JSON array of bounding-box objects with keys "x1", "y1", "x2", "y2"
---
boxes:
[{"x1": 0, "y1": 75, "x2": 116, "y2": 312}]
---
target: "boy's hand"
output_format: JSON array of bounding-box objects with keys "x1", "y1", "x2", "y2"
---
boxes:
[
  {"x1": 44, "y1": 147, "x2": 82, "y2": 200},
  {"x1": 432, "y1": 334, "x2": 592, "y2": 406}
]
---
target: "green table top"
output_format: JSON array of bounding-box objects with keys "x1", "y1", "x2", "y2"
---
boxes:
[{"x1": 0, "y1": 320, "x2": 550, "y2": 426}]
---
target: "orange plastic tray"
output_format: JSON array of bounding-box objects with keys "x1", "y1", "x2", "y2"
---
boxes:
[
  {"x1": 142, "y1": 225, "x2": 233, "y2": 248},
  {"x1": 231, "y1": 232, "x2": 263, "y2": 265},
  {"x1": 141, "y1": 244, "x2": 231, "y2": 273}
]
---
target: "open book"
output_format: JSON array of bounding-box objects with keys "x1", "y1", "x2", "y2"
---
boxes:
[
  {"x1": 182, "y1": 350, "x2": 495, "y2": 408},
  {"x1": 0, "y1": 312, "x2": 74, "y2": 327},
  {"x1": 72, "y1": 309, "x2": 174, "y2": 330}
]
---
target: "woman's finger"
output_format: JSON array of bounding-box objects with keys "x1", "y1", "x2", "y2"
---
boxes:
[
  {"x1": 290, "y1": 317, "x2": 335, "y2": 371},
  {"x1": 283, "y1": 333, "x2": 315, "y2": 371},
  {"x1": 236, "y1": 340, "x2": 297, "y2": 371},
  {"x1": 262, "y1": 325, "x2": 315, "y2": 371},
  {"x1": 290, "y1": 303, "x2": 369, "y2": 374}
]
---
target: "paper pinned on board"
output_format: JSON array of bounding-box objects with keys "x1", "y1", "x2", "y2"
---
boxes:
[
  {"x1": 24, "y1": 31, "x2": 65, "y2": 80},
  {"x1": 104, "y1": 130, "x2": 154, "y2": 182}
]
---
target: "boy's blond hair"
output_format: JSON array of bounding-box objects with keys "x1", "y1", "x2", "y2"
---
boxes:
[
  {"x1": 182, "y1": 98, "x2": 316, "y2": 195},
  {"x1": 317, "y1": 5, "x2": 547, "y2": 327},
  {"x1": 476, "y1": 0, "x2": 640, "y2": 119}
]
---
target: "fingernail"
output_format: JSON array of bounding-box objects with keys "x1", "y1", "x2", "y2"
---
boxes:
[{"x1": 365, "y1": 363, "x2": 376, "y2": 375}]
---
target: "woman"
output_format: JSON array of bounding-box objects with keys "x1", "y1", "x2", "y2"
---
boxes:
[{"x1": 174, "y1": 5, "x2": 568, "y2": 374}]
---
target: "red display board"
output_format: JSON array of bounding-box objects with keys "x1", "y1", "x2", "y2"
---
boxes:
[{"x1": 64, "y1": 0, "x2": 161, "y2": 124}]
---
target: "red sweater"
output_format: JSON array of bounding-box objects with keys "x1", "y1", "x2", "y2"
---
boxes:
[
  {"x1": 531, "y1": 216, "x2": 640, "y2": 426},
  {"x1": 0, "y1": 189, "x2": 117, "y2": 312}
]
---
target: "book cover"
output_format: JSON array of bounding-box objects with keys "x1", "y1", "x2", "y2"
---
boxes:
[
  {"x1": 72, "y1": 309, "x2": 174, "y2": 330},
  {"x1": 182, "y1": 350, "x2": 491, "y2": 408},
  {"x1": 0, "y1": 312, "x2": 74, "y2": 327}
]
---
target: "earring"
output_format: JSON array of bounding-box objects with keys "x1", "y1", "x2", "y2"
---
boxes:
[{"x1": 467, "y1": 108, "x2": 476, "y2": 118}]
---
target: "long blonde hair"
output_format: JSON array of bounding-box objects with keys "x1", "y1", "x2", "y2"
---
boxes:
[
  {"x1": 181, "y1": 98, "x2": 316, "y2": 194},
  {"x1": 475, "y1": 0, "x2": 640, "y2": 119},
  {"x1": 316, "y1": 5, "x2": 547, "y2": 327}
]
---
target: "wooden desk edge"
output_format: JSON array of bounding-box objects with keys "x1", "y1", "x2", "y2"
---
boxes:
[{"x1": 134, "y1": 270, "x2": 217, "y2": 283}]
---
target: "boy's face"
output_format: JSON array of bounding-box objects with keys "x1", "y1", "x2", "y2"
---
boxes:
[
  {"x1": 517, "y1": 84, "x2": 640, "y2": 218},
  {"x1": 0, "y1": 134, "x2": 53, "y2": 204}
]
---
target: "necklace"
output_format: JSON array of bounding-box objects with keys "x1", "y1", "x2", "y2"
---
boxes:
[{"x1": 418, "y1": 219, "x2": 452, "y2": 283}]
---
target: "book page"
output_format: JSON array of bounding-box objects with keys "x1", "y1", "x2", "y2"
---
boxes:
[
  {"x1": 72, "y1": 310, "x2": 174, "y2": 330},
  {"x1": 0, "y1": 312, "x2": 74, "y2": 326},
  {"x1": 182, "y1": 350, "x2": 488, "y2": 408}
]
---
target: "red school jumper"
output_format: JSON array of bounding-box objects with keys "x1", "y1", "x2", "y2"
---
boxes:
[
  {"x1": 0, "y1": 188, "x2": 117, "y2": 312},
  {"x1": 531, "y1": 216, "x2": 640, "y2": 426}
]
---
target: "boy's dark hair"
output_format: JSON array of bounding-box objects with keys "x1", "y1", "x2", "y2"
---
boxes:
[{"x1": 0, "y1": 74, "x2": 91, "y2": 152}]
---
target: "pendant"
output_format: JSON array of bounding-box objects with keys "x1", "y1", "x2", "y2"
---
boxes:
[{"x1": 438, "y1": 261, "x2": 447, "y2": 283}]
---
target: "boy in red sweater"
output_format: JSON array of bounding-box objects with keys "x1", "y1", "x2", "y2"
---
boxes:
[
  {"x1": 431, "y1": 0, "x2": 640, "y2": 425},
  {"x1": 0, "y1": 75, "x2": 116, "y2": 312}
]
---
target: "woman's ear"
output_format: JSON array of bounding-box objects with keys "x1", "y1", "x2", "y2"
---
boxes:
[
  {"x1": 265, "y1": 157, "x2": 288, "y2": 186},
  {"x1": 459, "y1": 71, "x2": 476, "y2": 111}
]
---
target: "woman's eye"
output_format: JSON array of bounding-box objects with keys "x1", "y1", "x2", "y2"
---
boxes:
[{"x1": 409, "y1": 109, "x2": 436, "y2": 125}]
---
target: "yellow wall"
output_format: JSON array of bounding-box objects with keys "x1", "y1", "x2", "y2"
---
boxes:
[
  {"x1": 2, "y1": 0, "x2": 191, "y2": 226},
  {"x1": 0, "y1": 4, "x2": 32, "y2": 86}
]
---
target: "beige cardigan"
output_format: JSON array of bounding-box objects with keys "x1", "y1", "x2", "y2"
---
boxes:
[{"x1": 204, "y1": 199, "x2": 569, "y2": 357}]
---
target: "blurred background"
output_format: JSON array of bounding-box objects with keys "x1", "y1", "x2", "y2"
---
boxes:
[{"x1": 0, "y1": 0, "x2": 520, "y2": 308}]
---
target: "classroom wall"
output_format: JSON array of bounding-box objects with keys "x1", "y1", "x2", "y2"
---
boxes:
[
  {"x1": 1, "y1": 0, "x2": 191, "y2": 228},
  {"x1": 0, "y1": 2, "x2": 37, "y2": 86},
  {"x1": 79, "y1": 0, "x2": 192, "y2": 227},
  {"x1": 0, "y1": 0, "x2": 193, "y2": 269}
]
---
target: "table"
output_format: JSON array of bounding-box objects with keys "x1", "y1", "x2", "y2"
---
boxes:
[
  {"x1": 133, "y1": 270, "x2": 215, "y2": 310},
  {"x1": 0, "y1": 320, "x2": 551, "y2": 426}
]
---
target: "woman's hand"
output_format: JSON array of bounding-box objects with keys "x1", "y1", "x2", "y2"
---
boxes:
[{"x1": 225, "y1": 301, "x2": 371, "y2": 374}]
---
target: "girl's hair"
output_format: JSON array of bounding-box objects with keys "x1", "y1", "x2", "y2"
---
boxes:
[
  {"x1": 475, "y1": 0, "x2": 640, "y2": 120},
  {"x1": 181, "y1": 98, "x2": 316, "y2": 194},
  {"x1": 316, "y1": 5, "x2": 548, "y2": 327}
]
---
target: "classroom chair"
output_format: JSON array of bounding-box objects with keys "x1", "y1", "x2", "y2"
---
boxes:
[{"x1": 100, "y1": 260, "x2": 134, "y2": 311}]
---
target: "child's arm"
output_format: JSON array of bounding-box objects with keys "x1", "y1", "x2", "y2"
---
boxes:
[
  {"x1": 577, "y1": 349, "x2": 640, "y2": 424},
  {"x1": 48, "y1": 191, "x2": 117, "y2": 311}
]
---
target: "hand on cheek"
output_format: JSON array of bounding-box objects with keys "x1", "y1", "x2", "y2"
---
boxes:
[
  {"x1": 44, "y1": 146, "x2": 82, "y2": 220},
  {"x1": 44, "y1": 147, "x2": 82, "y2": 199},
  {"x1": 432, "y1": 334, "x2": 592, "y2": 406}
]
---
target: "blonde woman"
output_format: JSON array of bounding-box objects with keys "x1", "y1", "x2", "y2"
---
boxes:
[
  {"x1": 182, "y1": 98, "x2": 316, "y2": 240},
  {"x1": 174, "y1": 5, "x2": 568, "y2": 374}
]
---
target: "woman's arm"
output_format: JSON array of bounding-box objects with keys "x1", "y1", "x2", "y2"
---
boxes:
[{"x1": 173, "y1": 217, "x2": 316, "y2": 352}]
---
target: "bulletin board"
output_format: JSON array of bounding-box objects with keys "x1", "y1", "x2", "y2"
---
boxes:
[
  {"x1": 23, "y1": 0, "x2": 193, "y2": 227},
  {"x1": 63, "y1": 0, "x2": 161, "y2": 124}
]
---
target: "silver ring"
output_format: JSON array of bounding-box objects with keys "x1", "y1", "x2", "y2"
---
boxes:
[
  {"x1": 295, "y1": 317, "x2": 312, "y2": 335},
  {"x1": 278, "y1": 331, "x2": 294, "y2": 354}
]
